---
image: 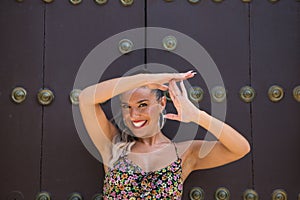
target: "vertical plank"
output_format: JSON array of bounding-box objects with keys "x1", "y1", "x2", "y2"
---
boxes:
[
  {"x1": 43, "y1": 1, "x2": 145, "y2": 199},
  {"x1": 0, "y1": 0, "x2": 44, "y2": 199},
  {"x1": 147, "y1": 1, "x2": 252, "y2": 199},
  {"x1": 251, "y1": 1, "x2": 300, "y2": 198}
]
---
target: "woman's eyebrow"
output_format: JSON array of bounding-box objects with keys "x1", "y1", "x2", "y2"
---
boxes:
[
  {"x1": 137, "y1": 99, "x2": 149, "y2": 103},
  {"x1": 121, "y1": 99, "x2": 149, "y2": 104}
]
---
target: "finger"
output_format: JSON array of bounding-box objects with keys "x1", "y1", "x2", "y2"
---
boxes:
[
  {"x1": 164, "y1": 113, "x2": 180, "y2": 121},
  {"x1": 158, "y1": 84, "x2": 169, "y2": 91},
  {"x1": 169, "y1": 80, "x2": 182, "y2": 96},
  {"x1": 180, "y1": 81, "x2": 188, "y2": 97}
]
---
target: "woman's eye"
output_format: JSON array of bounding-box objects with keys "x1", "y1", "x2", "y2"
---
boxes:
[
  {"x1": 121, "y1": 105, "x2": 130, "y2": 109},
  {"x1": 139, "y1": 103, "x2": 147, "y2": 108}
]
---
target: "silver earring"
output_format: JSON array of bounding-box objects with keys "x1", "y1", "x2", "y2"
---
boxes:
[{"x1": 159, "y1": 109, "x2": 166, "y2": 129}]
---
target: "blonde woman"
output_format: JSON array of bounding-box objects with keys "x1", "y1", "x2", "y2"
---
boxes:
[{"x1": 78, "y1": 71, "x2": 250, "y2": 200}]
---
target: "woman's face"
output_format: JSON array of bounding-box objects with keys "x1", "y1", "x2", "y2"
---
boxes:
[{"x1": 119, "y1": 87, "x2": 166, "y2": 138}]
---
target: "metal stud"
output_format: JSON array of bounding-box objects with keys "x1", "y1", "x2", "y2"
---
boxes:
[
  {"x1": 269, "y1": 0, "x2": 280, "y2": 3},
  {"x1": 268, "y1": 85, "x2": 284, "y2": 102},
  {"x1": 11, "y1": 87, "x2": 27, "y2": 104},
  {"x1": 162, "y1": 36, "x2": 177, "y2": 51},
  {"x1": 35, "y1": 192, "x2": 51, "y2": 200},
  {"x1": 215, "y1": 187, "x2": 230, "y2": 200},
  {"x1": 211, "y1": 86, "x2": 226, "y2": 103},
  {"x1": 37, "y1": 89, "x2": 54, "y2": 106},
  {"x1": 119, "y1": 39, "x2": 134, "y2": 54},
  {"x1": 243, "y1": 189, "x2": 259, "y2": 200},
  {"x1": 241, "y1": 0, "x2": 251, "y2": 2},
  {"x1": 189, "y1": 86, "x2": 204, "y2": 102},
  {"x1": 164, "y1": 0, "x2": 174, "y2": 2},
  {"x1": 42, "y1": 0, "x2": 54, "y2": 3},
  {"x1": 240, "y1": 86, "x2": 256, "y2": 103},
  {"x1": 94, "y1": 0, "x2": 108, "y2": 5},
  {"x1": 272, "y1": 189, "x2": 287, "y2": 200},
  {"x1": 92, "y1": 193, "x2": 103, "y2": 200},
  {"x1": 68, "y1": 193, "x2": 82, "y2": 200},
  {"x1": 189, "y1": 187, "x2": 205, "y2": 200},
  {"x1": 188, "y1": 0, "x2": 200, "y2": 3},
  {"x1": 70, "y1": 89, "x2": 82, "y2": 105},
  {"x1": 70, "y1": 0, "x2": 82, "y2": 5},
  {"x1": 120, "y1": 0, "x2": 133, "y2": 6},
  {"x1": 293, "y1": 85, "x2": 300, "y2": 102}
]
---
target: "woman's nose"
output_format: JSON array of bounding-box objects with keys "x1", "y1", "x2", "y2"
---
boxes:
[{"x1": 130, "y1": 107, "x2": 141, "y2": 117}]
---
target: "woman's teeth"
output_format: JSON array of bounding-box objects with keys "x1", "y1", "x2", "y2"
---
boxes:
[{"x1": 132, "y1": 120, "x2": 147, "y2": 128}]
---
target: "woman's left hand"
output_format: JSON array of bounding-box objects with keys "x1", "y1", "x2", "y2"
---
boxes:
[{"x1": 164, "y1": 80, "x2": 200, "y2": 123}]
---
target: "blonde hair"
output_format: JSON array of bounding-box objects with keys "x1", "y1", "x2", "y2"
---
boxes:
[{"x1": 109, "y1": 112, "x2": 137, "y2": 167}]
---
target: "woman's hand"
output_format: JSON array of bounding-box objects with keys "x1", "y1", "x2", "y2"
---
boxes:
[
  {"x1": 164, "y1": 80, "x2": 200, "y2": 123},
  {"x1": 145, "y1": 70, "x2": 196, "y2": 92}
]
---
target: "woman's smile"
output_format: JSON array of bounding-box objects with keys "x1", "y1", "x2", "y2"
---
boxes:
[{"x1": 131, "y1": 120, "x2": 148, "y2": 129}]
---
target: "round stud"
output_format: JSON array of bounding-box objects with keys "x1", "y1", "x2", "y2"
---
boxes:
[
  {"x1": 70, "y1": 89, "x2": 82, "y2": 105},
  {"x1": 269, "y1": 0, "x2": 280, "y2": 3},
  {"x1": 162, "y1": 36, "x2": 177, "y2": 51},
  {"x1": 211, "y1": 86, "x2": 226, "y2": 103},
  {"x1": 92, "y1": 193, "x2": 103, "y2": 200},
  {"x1": 68, "y1": 193, "x2": 82, "y2": 200},
  {"x1": 293, "y1": 85, "x2": 300, "y2": 102},
  {"x1": 272, "y1": 189, "x2": 287, "y2": 200},
  {"x1": 35, "y1": 192, "x2": 51, "y2": 200},
  {"x1": 240, "y1": 86, "x2": 256, "y2": 103},
  {"x1": 243, "y1": 189, "x2": 258, "y2": 200},
  {"x1": 70, "y1": 0, "x2": 82, "y2": 5},
  {"x1": 11, "y1": 87, "x2": 27, "y2": 104},
  {"x1": 188, "y1": 0, "x2": 200, "y2": 3},
  {"x1": 94, "y1": 0, "x2": 108, "y2": 4},
  {"x1": 164, "y1": 0, "x2": 174, "y2": 2},
  {"x1": 120, "y1": 0, "x2": 133, "y2": 6},
  {"x1": 42, "y1": 0, "x2": 54, "y2": 3},
  {"x1": 215, "y1": 187, "x2": 230, "y2": 200},
  {"x1": 189, "y1": 187, "x2": 205, "y2": 200},
  {"x1": 268, "y1": 85, "x2": 284, "y2": 102},
  {"x1": 189, "y1": 86, "x2": 204, "y2": 102},
  {"x1": 37, "y1": 89, "x2": 54, "y2": 106},
  {"x1": 119, "y1": 39, "x2": 134, "y2": 54},
  {"x1": 241, "y1": 0, "x2": 251, "y2": 2}
]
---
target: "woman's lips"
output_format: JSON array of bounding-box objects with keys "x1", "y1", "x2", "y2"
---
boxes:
[{"x1": 131, "y1": 120, "x2": 147, "y2": 128}]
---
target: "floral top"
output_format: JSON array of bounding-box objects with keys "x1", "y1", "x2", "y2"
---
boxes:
[{"x1": 103, "y1": 142, "x2": 183, "y2": 200}]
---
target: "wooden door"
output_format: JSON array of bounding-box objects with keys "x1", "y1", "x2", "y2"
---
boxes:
[{"x1": 1, "y1": 0, "x2": 299, "y2": 199}]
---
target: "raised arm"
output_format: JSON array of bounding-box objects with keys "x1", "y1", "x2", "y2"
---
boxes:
[
  {"x1": 78, "y1": 72, "x2": 195, "y2": 165},
  {"x1": 165, "y1": 80, "x2": 250, "y2": 171}
]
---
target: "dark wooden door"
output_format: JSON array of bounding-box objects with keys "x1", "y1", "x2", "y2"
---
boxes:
[{"x1": 1, "y1": 1, "x2": 299, "y2": 200}]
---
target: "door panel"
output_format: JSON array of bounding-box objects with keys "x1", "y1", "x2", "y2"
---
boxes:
[
  {"x1": 43, "y1": 1, "x2": 145, "y2": 199},
  {"x1": 147, "y1": 1, "x2": 252, "y2": 199},
  {"x1": 0, "y1": 1, "x2": 44, "y2": 199},
  {"x1": 251, "y1": 1, "x2": 300, "y2": 198}
]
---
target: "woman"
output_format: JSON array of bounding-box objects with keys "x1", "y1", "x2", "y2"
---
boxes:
[{"x1": 78, "y1": 70, "x2": 250, "y2": 200}]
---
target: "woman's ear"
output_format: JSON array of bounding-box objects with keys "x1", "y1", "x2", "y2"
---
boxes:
[{"x1": 160, "y1": 96, "x2": 167, "y2": 111}]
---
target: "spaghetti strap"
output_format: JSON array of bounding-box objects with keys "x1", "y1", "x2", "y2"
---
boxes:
[{"x1": 172, "y1": 141, "x2": 180, "y2": 159}]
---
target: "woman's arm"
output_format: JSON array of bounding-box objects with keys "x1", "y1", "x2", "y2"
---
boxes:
[
  {"x1": 165, "y1": 80, "x2": 250, "y2": 170},
  {"x1": 78, "y1": 72, "x2": 195, "y2": 165}
]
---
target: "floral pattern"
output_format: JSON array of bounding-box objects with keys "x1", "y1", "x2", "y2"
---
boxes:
[{"x1": 103, "y1": 144, "x2": 183, "y2": 200}]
